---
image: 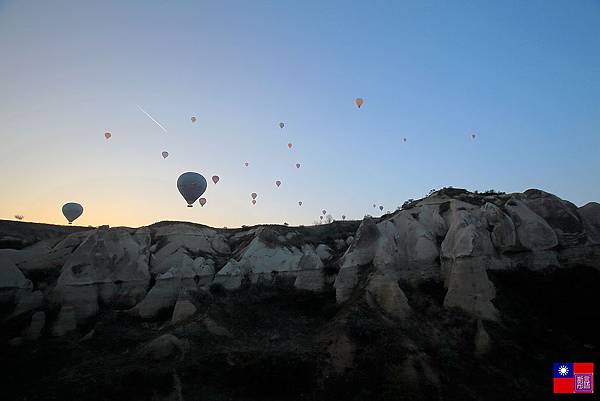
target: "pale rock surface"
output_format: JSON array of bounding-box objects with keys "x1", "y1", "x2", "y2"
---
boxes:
[
  {"x1": 474, "y1": 319, "x2": 491, "y2": 357},
  {"x1": 150, "y1": 223, "x2": 230, "y2": 274},
  {"x1": 52, "y1": 305, "x2": 77, "y2": 336},
  {"x1": 53, "y1": 227, "x2": 151, "y2": 322},
  {"x1": 481, "y1": 202, "x2": 517, "y2": 251},
  {"x1": 443, "y1": 258, "x2": 498, "y2": 321},
  {"x1": 365, "y1": 274, "x2": 411, "y2": 319},
  {"x1": 504, "y1": 198, "x2": 558, "y2": 251},
  {"x1": 203, "y1": 317, "x2": 232, "y2": 337},
  {"x1": 316, "y1": 244, "x2": 333, "y2": 261},
  {"x1": 0, "y1": 254, "x2": 32, "y2": 290},
  {"x1": 25, "y1": 311, "x2": 46, "y2": 340},
  {"x1": 171, "y1": 298, "x2": 197, "y2": 324},
  {"x1": 139, "y1": 334, "x2": 186, "y2": 363},
  {"x1": 9, "y1": 290, "x2": 43, "y2": 319},
  {"x1": 579, "y1": 202, "x2": 600, "y2": 244},
  {"x1": 0, "y1": 254, "x2": 32, "y2": 304},
  {"x1": 521, "y1": 189, "x2": 586, "y2": 246},
  {"x1": 216, "y1": 229, "x2": 323, "y2": 289},
  {"x1": 14, "y1": 231, "x2": 91, "y2": 274},
  {"x1": 334, "y1": 218, "x2": 380, "y2": 303}
]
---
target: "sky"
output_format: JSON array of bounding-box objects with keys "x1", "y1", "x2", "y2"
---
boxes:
[{"x1": 0, "y1": 0, "x2": 599, "y2": 228}]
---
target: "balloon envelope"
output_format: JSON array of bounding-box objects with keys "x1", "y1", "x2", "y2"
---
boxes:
[
  {"x1": 212, "y1": 175, "x2": 220, "y2": 184},
  {"x1": 251, "y1": 192, "x2": 257, "y2": 200},
  {"x1": 296, "y1": 163, "x2": 300, "y2": 169},
  {"x1": 322, "y1": 210, "x2": 326, "y2": 215},
  {"x1": 379, "y1": 206, "x2": 384, "y2": 211},
  {"x1": 162, "y1": 151, "x2": 169, "y2": 159},
  {"x1": 191, "y1": 116, "x2": 197, "y2": 123},
  {"x1": 177, "y1": 172, "x2": 207, "y2": 207},
  {"x1": 244, "y1": 162, "x2": 249, "y2": 167},
  {"x1": 276, "y1": 180, "x2": 281, "y2": 187},
  {"x1": 298, "y1": 201, "x2": 302, "y2": 206},
  {"x1": 199, "y1": 198, "x2": 207, "y2": 207},
  {"x1": 342, "y1": 215, "x2": 346, "y2": 220},
  {"x1": 355, "y1": 97, "x2": 363, "y2": 108},
  {"x1": 287, "y1": 143, "x2": 293, "y2": 149},
  {"x1": 104, "y1": 132, "x2": 111, "y2": 140},
  {"x1": 320, "y1": 216, "x2": 323, "y2": 220},
  {"x1": 252, "y1": 199, "x2": 257, "y2": 205},
  {"x1": 62, "y1": 202, "x2": 83, "y2": 224},
  {"x1": 279, "y1": 122, "x2": 284, "y2": 129}
]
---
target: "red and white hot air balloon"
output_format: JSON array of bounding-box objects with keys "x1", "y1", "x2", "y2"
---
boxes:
[
  {"x1": 298, "y1": 201, "x2": 302, "y2": 206},
  {"x1": 251, "y1": 192, "x2": 257, "y2": 200},
  {"x1": 162, "y1": 151, "x2": 169, "y2": 159},
  {"x1": 287, "y1": 143, "x2": 293, "y2": 149},
  {"x1": 355, "y1": 97, "x2": 364, "y2": 108},
  {"x1": 275, "y1": 180, "x2": 281, "y2": 187},
  {"x1": 296, "y1": 163, "x2": 300, "y2": 169},
  {"x1": 212, "y1": 175, "x2": 219, "y2": 184},
  {"x1": 199, "y1": 198, "x2": 207, "y2": 207},
  {"x1": 104, "y1": 132, "x2": 111, "y2": 140}
]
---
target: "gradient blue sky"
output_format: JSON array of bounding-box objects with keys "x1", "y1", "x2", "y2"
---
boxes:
[{"x1": 1, "y1": 0, "x2": 599, "y2": 227}]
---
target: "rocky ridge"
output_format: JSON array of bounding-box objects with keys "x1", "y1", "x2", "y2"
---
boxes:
[{"x1": 1, "y1": 188, "x2": 599, "y2": 401}]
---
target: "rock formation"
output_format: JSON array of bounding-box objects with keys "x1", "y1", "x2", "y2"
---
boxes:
[{"x1": 1, "y1": 188, "x2": 598, "y2": 401}]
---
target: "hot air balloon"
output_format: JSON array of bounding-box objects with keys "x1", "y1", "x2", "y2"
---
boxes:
[
  {"x1": 355, "y1": 97, "x2": 363, "y2": 108},
  {"x1": 322, "y1": 210, "x2": 326, "y2": 215},
  {"x1": 296, "y1": 163, "x2": 300, "y2": 169},
  {"x1": 177, "y1": 172, "x2": 207, "y2": 207},
  {"x1": 62, "y1": 202, "x2": 83, "y2": 224},
  {"x1": 199, "y1": 198, "x2": 207, "y2": 207},
  {"x1": 287, "y1": 143, "x2": 293, "y2": 149},
  {"x1": 212, "y1": 175, "x2": 220, "y2": 184},
  {"x1": 403, "y1": 138, "x2": 407, "y2": 142},
  {"x1": 251, "y1": 192, "x2": 257, "y2": 200},
  {"x1": 342, "y1": 215, "x2": 346, "y2": 220},
  {"x1": 191, "y1": 116, "x2": 197, "y2": 123},
  {"x1": 373, "y1": 204, "x2": 376, "y2": 208},
  {"x1": 275, "y1": 180, "x2": 281, "y2": 187},
  {"x1": 471, "y1": 133, "x2": 476, "y2": 139},
  {"x1": 104, "y1": 132, "x2": 111, "y2": 140},
  {"x1": 252, "y1": 199, "x2": 257, "y2": 205},
  {"x1": 298, "y1": 201, "x2": 302, "y2": 206},
  {"x1": 320, "y1": 216, "x2": 323, "y2": 220},
  {"x1": 279, "y1": 122, "x2": 285, "y2": 129},
  {"x1": 379, "y1": 206, "x2": 384, "y2": 211},
  {"x1": 162, "y1": 151, "x2": 169, "y2": 159},
  {"x1": 244, "y1": 162, "x2": 249, "y2": 167}
]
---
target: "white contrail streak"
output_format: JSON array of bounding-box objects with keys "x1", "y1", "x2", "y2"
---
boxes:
[{"x1": 136, "y1": 105, "x2": 168, "y2": 133}]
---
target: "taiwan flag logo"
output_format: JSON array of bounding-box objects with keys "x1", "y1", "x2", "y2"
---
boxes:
[{"x1": 553, "y1": 362, "x2": 594, "y2": 394}]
